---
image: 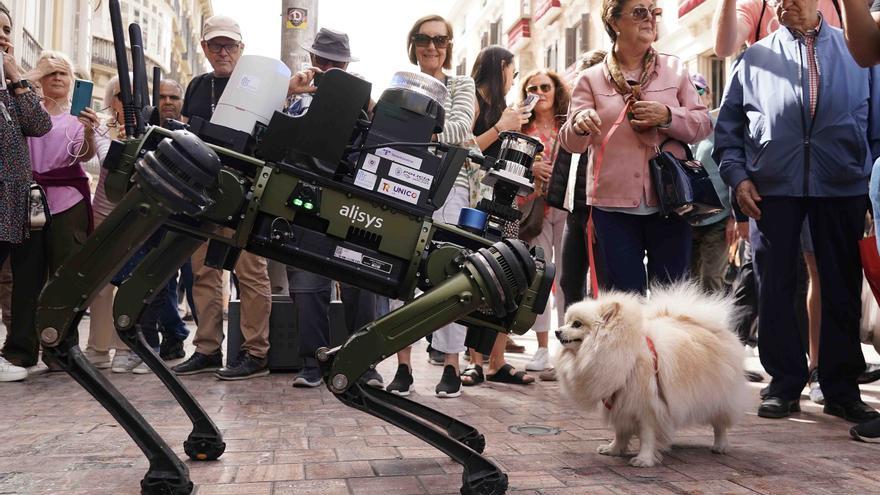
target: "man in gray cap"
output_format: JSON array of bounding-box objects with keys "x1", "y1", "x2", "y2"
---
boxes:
[
  {"x1": 172, "y1": 14, "x2": 274, "y2": 381},
  {"x1": 284, "y1": 28, "x2": 383, "y2": 389}
]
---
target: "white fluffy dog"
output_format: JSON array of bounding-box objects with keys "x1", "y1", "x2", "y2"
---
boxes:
[{"x1": 555, "y1": 283, "x2": 748, "y2": 467}]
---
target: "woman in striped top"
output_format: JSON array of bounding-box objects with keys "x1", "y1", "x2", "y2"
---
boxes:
[{"x1": 385, "y1": 14, "x2": 476, "y2": 399}]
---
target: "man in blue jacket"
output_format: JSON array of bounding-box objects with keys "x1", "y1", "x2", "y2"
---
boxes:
[{"x1": 714, "y1": 0, "x2": 880, "y2": 421}]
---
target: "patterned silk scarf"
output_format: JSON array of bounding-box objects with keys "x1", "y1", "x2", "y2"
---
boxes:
[{"x1": 605, "y1": 46, "x2": 657, "y2": 101}]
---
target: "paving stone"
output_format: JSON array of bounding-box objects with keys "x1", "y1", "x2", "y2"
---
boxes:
[{"x1": 5, "y1": 323, "x2": 880, "y2": 494}]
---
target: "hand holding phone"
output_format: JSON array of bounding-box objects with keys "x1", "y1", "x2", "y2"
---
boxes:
[
  {"x1": 520, "y1": 93, "x2": 540, "y2": 114},
  {"x1": 70, "y1": 79, "x2": 94, "y2": 116}
]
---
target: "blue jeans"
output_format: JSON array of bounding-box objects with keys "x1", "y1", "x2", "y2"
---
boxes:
[
  {"x1": 159, "y1": 272, "x2": 189, "y2": 342},
  {"x1": 871, "y1": 157, "x2": 880, "y2": 252}
]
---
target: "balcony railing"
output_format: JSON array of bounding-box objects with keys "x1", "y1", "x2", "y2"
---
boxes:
[{"x1": 20, "y1": 29, "x2": 42, "y2": 72}]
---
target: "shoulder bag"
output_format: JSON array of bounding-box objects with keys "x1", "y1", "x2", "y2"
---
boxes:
[
  {"x1": 648, "y1": 138, "x2": 723, "y2": 225},
  {"x1": 27, "y1": 183, "x2": 51, "y2": 230}
]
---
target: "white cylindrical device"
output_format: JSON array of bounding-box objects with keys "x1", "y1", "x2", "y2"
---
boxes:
[{"x1": 210, "y1": 55, "x2": 292, "y2": 135}]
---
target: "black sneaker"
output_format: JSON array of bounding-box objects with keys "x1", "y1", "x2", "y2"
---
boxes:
[
  {"x1": 851, "y1": 418, "x2": 880, "y2": 443},
  {"x1": 361, "y1": 368, "x2": 384, "y2": 389},
  {"x1": 215, "y1": 353, "x2": 269, "y2": 381},
  {"x1": 386, "y1": 364, "x2": 413, "y2": 396},
  {"x1": 159, "y1": 338, "x2": 185, "y2": 361},
  {"x1": 292, "y1": 366, "x2": 323, "y2": 388},
  {"x1": 172, "y1": 352, "x2": 223, "y2": 375},
  {"x1": 858, "y1": 363, "x2": 880, "y2": 384},
  {"x1": 427, "y1": 349, "x2": 444, "y2": 366},
  {"x1": 435, "y1": 364, "x2": 461, "y2": 398}
]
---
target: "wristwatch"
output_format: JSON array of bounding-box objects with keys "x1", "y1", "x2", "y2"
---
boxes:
[{"x1": 8, "y1": 79, "x2": 33, "y2": 92}]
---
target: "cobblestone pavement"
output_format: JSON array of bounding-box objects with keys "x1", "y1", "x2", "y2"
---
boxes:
[{"x1": 2, "y1": 321, "x2": 880, "y2": 495}]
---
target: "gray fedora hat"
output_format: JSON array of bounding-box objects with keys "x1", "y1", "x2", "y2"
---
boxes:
[{"x1": 303, "y1": 28, "x2": 359, "y2": 63}]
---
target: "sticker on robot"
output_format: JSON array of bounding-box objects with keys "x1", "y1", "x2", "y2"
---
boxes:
[
  {"x1": 388, "y1": 163, "x2": 433, "y2": 190},
  {"x1": 334, "y1": 246, "x2": 363, "y2": 264},
  {"x1": 376, "y1": 147, "x2": 423, "y2": 170},
  {"x1": 354, "y1": 169, "x2": 377, "y2": 190},
  {"x1": 237, "y1": 74, "x2": 261, "y2": 94},
  {"x1": 362, "y1": 153, "x2": 381, "y2": 173},
  {"x1": 378, "y1": 179, "x2": 420, "y2": 205}
]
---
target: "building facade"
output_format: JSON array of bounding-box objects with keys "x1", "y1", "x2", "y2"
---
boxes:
[
  {"x1": 447, "y1": 0, "x2": 728, "y2": 109},
  {"x1": 90, "y1": 0, "x2": 213, "y2": 110},
  {"x1": 1, "y1": 0, "x2": 93, "y2": 75}
]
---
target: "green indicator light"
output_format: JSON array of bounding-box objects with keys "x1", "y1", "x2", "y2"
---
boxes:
[
  {"x1": 304, "y1": 202, "x2": 314, "y2": 210},
  {"x1": 293, "y1": 198, "x2": 303, "y2": 206}
]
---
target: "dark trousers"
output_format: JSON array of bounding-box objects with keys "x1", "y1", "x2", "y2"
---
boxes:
[
  {"x1": 752, "y1": 196, "x2": 868, "y2": 403},
  {"x1": 4, "y1": 201, "x2": 89, "y2": 366},
  {"x1": 591, "y1": 209, "x2": 692, "y2": 295},
  {"x1": 179, "y1": 258, "x2": 197, "y2": 324},
  {"x1": 731, "y1": 242, "x2": 759, "y2": 347},
  {"x1": 560, "y1": 208, "x2": 606, "y2": 308},
  {"x1": 159, "y1": 272, "x2": 189, "y2": 343},
  {"x1": 287, "y1": 267, "x2": 377, "y2": 368}
]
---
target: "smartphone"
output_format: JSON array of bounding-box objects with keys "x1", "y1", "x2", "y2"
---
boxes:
[
  {"x1": 70, "y1": 79, "x2": 94, "y2": 116},
  {"x1": 520, "y1": 93, "x2": 540, "y2": 114}
]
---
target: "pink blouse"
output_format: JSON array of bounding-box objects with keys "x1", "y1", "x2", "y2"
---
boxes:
[{"x1": 559, "y1": 53, "x2": 711, "y2": 209}]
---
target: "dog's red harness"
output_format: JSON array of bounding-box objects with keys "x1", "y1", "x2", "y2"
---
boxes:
[{"x1": 602, "y1": 336, "x2": 659, "y2": 410}]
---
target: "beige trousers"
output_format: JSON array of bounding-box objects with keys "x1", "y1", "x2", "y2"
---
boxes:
[
  {"x1": 86, "y1": 210, "x2": 127, "y2": 353},
  {"x1": 191, "y1": 242, "x2": 271, "y2": 358}
]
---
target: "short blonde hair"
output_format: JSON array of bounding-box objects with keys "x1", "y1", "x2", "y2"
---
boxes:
[
  {"x1": 25, "y1": 50, "x2": 77, "y2": 98},
  {"x1": 407, "y1": 15, "x2": 454, "y2": 70}
]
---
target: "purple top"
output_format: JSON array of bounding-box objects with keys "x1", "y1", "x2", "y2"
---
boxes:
[{"x1": 28, "y1": 112, "x2": 88, "y2": 214}]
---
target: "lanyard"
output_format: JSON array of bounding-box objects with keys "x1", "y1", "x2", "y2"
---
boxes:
[{"x1": 210, "y1": 77, "x2": 216, "y2": 115}]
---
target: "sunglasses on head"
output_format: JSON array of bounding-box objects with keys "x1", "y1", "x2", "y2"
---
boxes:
[
  {"x1": 411, "y1": 33, "x2": 450, "y2": 49},
  {"x1": 626, "y1": 6, "x2": 663, "y2": 21},
  {"x1": 696, "y1": 87, "x2": 707, "y2": 96},
  {"x1": 206, "y1": 42, "x2": 241, "y2": 54},
  {"x1": 526, "y1": 83, "x2": 554, "y2": 94}
]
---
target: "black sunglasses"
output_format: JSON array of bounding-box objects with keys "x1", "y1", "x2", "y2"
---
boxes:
[
  {"x1": 526, "y1": 83, "x2": 554, "y2": 94},
  {"x1": 206, "y1": 42, "x2": 241, "y2": 54},
  {"x1": 626, "y1": 6, "x2": 663, "y2": 21},
  {"x1": 411, "y1": 33, "x2": 450, "y2": 49},
  {"x1": 314, "y1": 55, "x2": 347, "y2": 69},
  {"x1": 696, "y1": 87, "x2": 707, "y2": 96}
]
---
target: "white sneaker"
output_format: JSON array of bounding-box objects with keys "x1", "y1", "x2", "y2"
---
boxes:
[
  {"x1": 525, "y1": 347, "x2": 550, "y2": 371},
  {"x1": 132, "y1": 360, "x2": 151, "y2": 375},
  {"x1": 0, "y1": 356, "x2": 27, "y2": 382},
  {"x1": 111, "y1": 350, "x2": 142, "y2": 373},
  {"x1": 808, "y1": 369, "x2": 824, "y2": 405},
  {"x1": 83, "y1": 348, "x2": 112, "y2": 369},
  {"x1": 26, "y1": 361, "x2": 49, "y2": 377}
]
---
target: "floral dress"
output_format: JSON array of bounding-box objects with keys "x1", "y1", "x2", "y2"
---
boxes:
[{"x1": 0, "y1": 88, "x2": 52, "y2": 243}]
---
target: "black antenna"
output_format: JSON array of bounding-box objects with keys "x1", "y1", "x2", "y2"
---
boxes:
[
  {"x1": 109, "y1": 0, "x2": 136, "y2": 138},
  {"x1": 128, "y1": 23, "x2": 147, "y2": 136},
  {"x1": 152, "y1": 66, "x2": 161, "y2": 107}
]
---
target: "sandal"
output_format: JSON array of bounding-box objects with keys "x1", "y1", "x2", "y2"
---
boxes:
[
  {"x1": 486, "y1": 363, "x2": 534, "y2": 385},
  {"x1": 460, "y1": 364, "x2": 484, "y2": 386}
]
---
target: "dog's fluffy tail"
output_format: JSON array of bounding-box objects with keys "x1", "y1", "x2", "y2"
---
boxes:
[{"x1": 646, "y1": 282, "x2": 733, "y2": 336}]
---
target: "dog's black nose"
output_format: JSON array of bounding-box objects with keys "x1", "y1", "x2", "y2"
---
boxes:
[{"x1": 555, "y1": 330, "x2": 563, "y2": 341}]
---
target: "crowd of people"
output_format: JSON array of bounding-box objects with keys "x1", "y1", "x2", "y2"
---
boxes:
[{"x1": 3, "y1": 0, "x2": 880, "y2": 443}]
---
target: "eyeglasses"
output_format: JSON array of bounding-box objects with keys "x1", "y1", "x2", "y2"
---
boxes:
[
  {"x1": 625, "y1": 6, "x2": 663, "y2": 21},
  {"x1": 526, "y1": 83, "x2": 554, "y2": 94},
  {"x1": 513, "y1": 70, "x2": 519, "y2": 79},
  {"x1": 313, "y1": 55, "x2": 347, "y2": 70},
  {"x1": 696, "y1": 87, "x2": 707, "y2": 96},
  {"x1": 205, "y1": 42, "x2": 241, "y2": 54},
  {"x1": 411, "y1": 34, "x2": 450, "y2": 49}
]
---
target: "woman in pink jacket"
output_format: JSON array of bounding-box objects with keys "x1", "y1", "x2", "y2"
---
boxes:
[{"x1": 559, "y1": 0, "x2": 711, "y2": 294}]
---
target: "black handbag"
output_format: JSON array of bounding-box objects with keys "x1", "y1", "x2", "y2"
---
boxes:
[
  {"x1": 649, "y1": 138, "x2": 723, "y2": 225},
  {"x1": 545, "y1": 149, "x2": 572, "y2": 210},
  {"x1": 27, "y1": 183, "x2": 51, "y2": 230}
]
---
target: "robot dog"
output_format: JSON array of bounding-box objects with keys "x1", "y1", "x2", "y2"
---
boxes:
[{"x1": 33, "y1": 3, "x2": 553, "y2": 494}]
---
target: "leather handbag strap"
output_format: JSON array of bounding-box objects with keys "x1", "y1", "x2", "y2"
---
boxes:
[
  {"x1": 657, "y1": 137, "x2": 696, "y2": 161},
  {"x1": 587, "y1": 102, "x2": 631, "y2": 298}
]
